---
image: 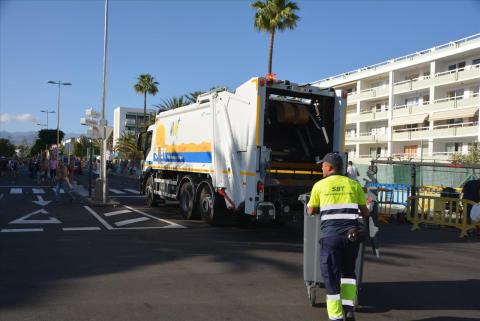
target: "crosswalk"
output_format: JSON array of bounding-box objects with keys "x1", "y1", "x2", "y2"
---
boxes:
[{"x1": 4, "y1": 187, "x2": 140, "y2": 196}]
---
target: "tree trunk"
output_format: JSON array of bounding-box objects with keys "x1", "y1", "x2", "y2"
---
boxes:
[
  {"x1": 143, "y1": 91, "x2": 147, "y2": 129},
  {"x1": 268, "y1": 29, "x2": 275, "y2": 75}
]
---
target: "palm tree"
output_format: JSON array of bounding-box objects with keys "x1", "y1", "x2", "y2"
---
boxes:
[
  {"x1": 154, "y1": 96, "x2": 190, "y2": 112},
  {"x1": 133, "y1": 74, "x2": 159, "y2": 126},
  {"x1": 251, "y1": 0, "x2": 299, "y2": 75},
  {"x1": 114, "y1": 132, "x2": 143, "y2": 161},
  {"x1": 185, "y1": 91, "x2": 204, "y2": 104}
]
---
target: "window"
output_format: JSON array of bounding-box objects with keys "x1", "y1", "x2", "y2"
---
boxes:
[
  {"x1": 445, "y1": 143, "x2": 462, "y2": 153},
  {"x1": 422, "y1": 95, "x2": 430, "y2": 104},
  {"x1": 473, "y1": 58, "x2": 480, "y2": 67},
  {"x1": 448, "y1": 64, "x2": 456, "y2": 71},
  {"x1": 458, "y1": 61, "x2": 466, "y2": 69},
  {"x1": 404, "y1": 145, "x2": 417, "y2": 156},
  {"x1": 405, "y1": 73, "x2": 419, "y2": 81},
  {"x1": 447, "y1": 89, "x2": 464, "y2": 100},
  {"x1": 375, "y1": 103, "x2": 382, "y2": 112},
  {"x1": 405, "y1": 97, "x2": 419, "y2": 106}
]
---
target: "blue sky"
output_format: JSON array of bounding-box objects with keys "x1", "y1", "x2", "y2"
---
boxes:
[{"x1": 1, "y1": 0, "x2": 479, "y2": 136}]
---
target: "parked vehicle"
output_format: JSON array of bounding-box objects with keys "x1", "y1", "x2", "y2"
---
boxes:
[{"x1": 139, "y1": 77, "x2": 346, "y2": 225}]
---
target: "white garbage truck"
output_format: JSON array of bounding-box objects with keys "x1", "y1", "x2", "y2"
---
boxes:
[{"x1": 139, "y1": 77, "x2": 346, "y2": 225}]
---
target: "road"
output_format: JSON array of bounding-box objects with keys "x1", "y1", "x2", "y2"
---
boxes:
[{"x1": 0, "y1": 168, "x2": 479, "y2": 321}]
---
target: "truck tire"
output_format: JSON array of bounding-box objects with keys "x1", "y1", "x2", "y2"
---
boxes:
[
  {"x1": 146, "y1": 176, "x2": 158, "y2": 207},
  {"x1": 198, "y1": 181, "x2": 226, "y2": 225},
  {"x1": 179, "y1": 179, "x2": 199, "y2": 219}
]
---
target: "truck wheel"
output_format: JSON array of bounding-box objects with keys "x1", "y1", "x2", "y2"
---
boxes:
[
  {"x1": 179, "y1": 180, "x2": 198, "y2": 219},
  {"x1": 146, "y1": 176, "x2": 157, "y2": 207},
  {"x1": 198, "y1": 182, "x2": 226, "y2": 225}
]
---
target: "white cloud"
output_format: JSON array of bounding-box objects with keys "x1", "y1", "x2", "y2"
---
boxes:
[{"x1": 0, "y1": 113, "x2": 37, "y2": 123}]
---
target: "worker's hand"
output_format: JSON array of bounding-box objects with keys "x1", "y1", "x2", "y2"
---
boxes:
[{"x1": 306, "y1": 207, "x2": 317, "y2": 216}]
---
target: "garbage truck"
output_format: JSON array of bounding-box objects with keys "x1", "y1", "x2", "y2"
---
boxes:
[{"x1": 138, "y1": 76, "x2": 347, "y2": 225}]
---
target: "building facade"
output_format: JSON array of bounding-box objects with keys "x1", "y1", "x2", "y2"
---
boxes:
[
  {"x1": 113, "y1": 107, "x2": 153, "y2": 148},
  {"x1": 314, "y1": 34, "x2": 480, "y2": 163}
]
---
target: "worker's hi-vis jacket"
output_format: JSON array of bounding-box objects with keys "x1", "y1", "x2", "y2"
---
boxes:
[{"x1": 307, "y1": 174, "x2": 366, "y2": 238}]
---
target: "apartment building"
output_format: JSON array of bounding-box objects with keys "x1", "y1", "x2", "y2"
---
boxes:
[
  {"x1": 113, "y1": 107, "x2": 153, "y2": 148},
  {"x1": 314, "y1": 34, "x2": 480, "y2": 163}
]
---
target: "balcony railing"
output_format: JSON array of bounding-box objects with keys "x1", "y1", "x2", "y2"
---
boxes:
[
  {"x1": 314, "y1": 33, "x2": 480, "y2": 85},
  {"x1": 433, "y1": 121, "x2": 478, "y2": 130},
  {"x1": 392, "y1": 126, "x2": 430, "y2": 133}
]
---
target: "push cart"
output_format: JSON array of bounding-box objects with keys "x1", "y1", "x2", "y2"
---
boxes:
[{"x1": 299, "y1": 192, "x2": 379, "y2": 307}]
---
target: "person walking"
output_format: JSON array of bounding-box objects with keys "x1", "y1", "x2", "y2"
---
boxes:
[
  {"x1": 307, "y1": 153, "x2": 369, "y2": 321},
  {"x1": 346, "y1": 161, "x2": 360, "y2": 181},
  {"x1": 54, "y1": 160, "x2": 74, "y2": 201}
]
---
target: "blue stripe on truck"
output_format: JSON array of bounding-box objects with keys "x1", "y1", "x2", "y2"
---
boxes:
[{"x1": 156, "y1": 152, "x2": 212, "y2": 163}]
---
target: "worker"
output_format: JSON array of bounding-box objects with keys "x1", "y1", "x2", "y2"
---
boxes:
[{"x1": 307, "y1": 153, "x2": 369, "y2": 321}]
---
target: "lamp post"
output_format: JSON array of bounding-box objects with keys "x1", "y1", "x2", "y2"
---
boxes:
[
  {"x1": 47, "y1": 80, "x2": 71, "y2": 160},
  {"x1": 40, "y1": 109, "x2": 55, "y2": 130}
]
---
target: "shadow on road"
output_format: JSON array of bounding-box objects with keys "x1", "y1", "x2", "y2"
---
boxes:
[{"x1": 358, "y1": 279, "x2": 480, "y2": 313}]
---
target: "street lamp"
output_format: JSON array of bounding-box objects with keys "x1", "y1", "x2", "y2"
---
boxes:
[
  {"x1": 47, "y1": 80, "x2": 72, "y2": 159},
  {"x1": 40, "y1": 109, "x2": 55, "y2": 130}
]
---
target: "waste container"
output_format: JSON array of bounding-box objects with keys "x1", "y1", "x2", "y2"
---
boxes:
[
  {"x1": 299, "y1": 193, "x2": 377, "y2": 307},
  {"x1": 440, "y1": 187, "x2": 460, "y2": 212}
]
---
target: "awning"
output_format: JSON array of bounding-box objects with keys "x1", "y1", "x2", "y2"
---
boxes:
[
  {"x1": 391, "y1": 113, "x2": 429, "y2": 126},
  {"x1": 431, "y1": 107, "x2": 479, "y2": 121}
]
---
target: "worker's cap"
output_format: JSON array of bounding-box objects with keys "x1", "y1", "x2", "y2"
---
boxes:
[{"x1": 317, "y1": 152, "x2": 343, "y2": 167}]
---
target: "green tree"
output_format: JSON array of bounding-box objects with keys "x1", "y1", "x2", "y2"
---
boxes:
[
  {"x1": 133, "y1": 74, "x2": 159, "y2": 126},
  {"x1": 0, "y1": 138, "x2": 15, "y2": 157},
  {"x1": 451, "y1": 143, "x2": 480, "y2": 165},
  {"x1": 29, "y1": 139, "x2": 44, "y2": 157},
  {"x1": 251, "y1": 0, "x2": 300, "y2": 75},
  {"x1": 154, "y1": 96, "x2": 190, "y2": 112},
  {"x1": 38, "y1": 129, "x2": 64, "y2": 147},
  {"x1": 114, "y1": 133, "x2": 143, "y2": 161}
]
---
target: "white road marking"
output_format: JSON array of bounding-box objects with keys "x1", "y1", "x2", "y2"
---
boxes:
[
  {"x1": 32, "y1": 195, "x2": 51, "y2": 207},
  {"x1": 32, "y1": 188, "x2": 45, "y2": 194},
  {"x1": 62, "y1": 227, "x2": 101, "y2": 231},
  {"x1": 0, "y1": 193, "x2": 3, "y2": 200},
  {"x1": 109, "y1": 188, "x2": 126, "y2": 194},
  {"x1": 83, "y1": 206, "x2": 113, "y2": 230},
  {"x1": 104, "y1": 209, "x2": 131, "y2": 217},
  {"x1": 122, "y1": 205, "x2": 186, "y2": 229},
  {"x1": 114, "y1": 217, "x2": 150, "y2": 227},
  {"x1": 9, "y1": 209, "x2": 61, "y2": 224},
  {"x1": 52, "y1": 188, "x2": 65, "y2": 194},
  {"x1": 124, "y1": 189, "x2": 140, "y2": 194},
  {"x1": 1, "y1": 228, "x2": 44, "y2": 233},
  {"x1": 10, "y1": 188, "x2": 22, "y2": 194}
]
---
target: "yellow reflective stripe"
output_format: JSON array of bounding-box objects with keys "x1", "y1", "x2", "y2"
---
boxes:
[
  {"x1": 146, "y1": 165, "x2": 256, "y2": 176},
  {"x1": 266, "y1": 169, "x2": 323, "y2": 175}
]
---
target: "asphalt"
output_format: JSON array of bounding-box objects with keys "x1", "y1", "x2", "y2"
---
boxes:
[{"x1": 0, "y1": 168, "x2": 479, "y2": 321}]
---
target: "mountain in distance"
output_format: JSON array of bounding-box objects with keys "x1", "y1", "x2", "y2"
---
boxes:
[{"x1": 0, "y1": 131, "x2": 82, "y2": 146}]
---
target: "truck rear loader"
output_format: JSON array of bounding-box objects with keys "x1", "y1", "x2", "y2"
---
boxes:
[{"x1": 139, "y1": 77, "x2": 346, "y2": 225}]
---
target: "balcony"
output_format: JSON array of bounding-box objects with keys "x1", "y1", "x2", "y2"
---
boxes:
[
  {"x1": 348, "y1": 86, "x2": 389, "y2": 102},
  {"x1": 392, "y1": 127, "x2": 429, "y2": 141},
  {"x1": 434, "y1": 64, "x2": 480, "y2": 85},
  {"x1": 393, "y1": 94, "x2": 479, "y2": 117},
  {"x1": 346, "y1": 132, "x2": 387, "y2": 143},
  {"x1": 393, "y1": 75, "x2": 433, "y2": 94},
  {"x1": 124, "y1": 119, "x2": 137, "y2": 126},
  {"x1": 346, "y1": 109, "x2": 389, "y2": 123},
  {"x1": 431, "y1": 121, "x2": 478, "y2": 138}
]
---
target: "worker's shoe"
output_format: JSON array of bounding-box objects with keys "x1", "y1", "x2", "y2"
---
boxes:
[{"x1": 343, "y1": 306, "x2": 355, "y2": 321}]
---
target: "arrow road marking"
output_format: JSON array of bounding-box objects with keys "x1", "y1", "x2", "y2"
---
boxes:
[
  {"x1": 32, "y1": 195, "x2": 51, "y2": 207},
  {"x1": 33, "y1": 188, "x2": 45, "y2": 194},
  {"x1": 9, "y1": 209, "x2": 61, "y2": 224},
  {"x1": 114, "y1": 217, "x2": 150, "y2": 227},
  {"x1": 104, "y1": 209, "x2": 131, "y2": 217}
]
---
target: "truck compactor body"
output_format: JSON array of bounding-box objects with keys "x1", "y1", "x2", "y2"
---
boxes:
[{"x1": 140, "y1": 77, "x2": 346, "y2": 224}]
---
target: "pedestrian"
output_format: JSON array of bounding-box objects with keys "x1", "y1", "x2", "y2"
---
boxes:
[
  {"x1": 346, "y1": 161, "x2": 360, "y2": 181},
  {"x1": 307, "y1": 153, "x2": 369, "y2": 321},
  {"x1": 462, "y1": 179, "x2": 480, "y2": 225},
  {"x1": 54, "y1": 160, "x2": 74, "y2": 201},
  {"x1": 50, "y1": 158, "x2": 57, "y2": 183}
]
